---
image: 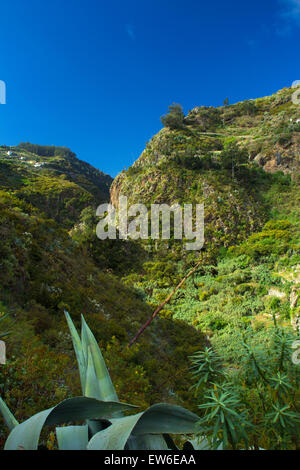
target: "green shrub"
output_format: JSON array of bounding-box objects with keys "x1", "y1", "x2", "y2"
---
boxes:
[
  {"x1": 161, "y1": 104, "x2": 185, "y2": 130},
  {"x1": 191, "y1": 326, "x2": 300, "y2": 450}
]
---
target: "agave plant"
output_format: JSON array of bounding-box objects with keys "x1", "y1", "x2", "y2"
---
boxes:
[{"x1": 0, "y1": 311, "x2": 199, "y2": 450}]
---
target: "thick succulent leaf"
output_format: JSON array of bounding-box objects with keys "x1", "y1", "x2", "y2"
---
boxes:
[
  {"x1": 84, "y1": 347, "x2": 101, "y2": 399},
  {"x1": 0, "y1": 397, "x2": 19, "y2": 431},
  {"x1": 65, "y1": 312, "x2": 118, "y2": 403},
  {"x1": 45, "y1": 397, "x2": 136, "y2": 424},
  {"x1": 81, "y1": 317, "x2": 89, "y2": 365},
  {"x1": 132, "y1": 403, "x2": 199, "y2": 435},
  {"x1": 88, "y1": 404, "x2": 199, "y2": 450},
  {"x1": 56, "y1": 425, "x2": 89, "y2": 450},
  {"x1": 88, "y1": 413, "x2": 142, "y2": 450},
  {"x1": 81, "y1": 315, "x2": 118, "y2": 402},
  {"x1": 64, "y1": 311, "x2": 86, "y2": 393},
  {"x1": 5, "y1": 408, "x2": 50, "y2": 450},
  {"x1": 4, "y1": 397, "x2": 136, "y2": 450}
]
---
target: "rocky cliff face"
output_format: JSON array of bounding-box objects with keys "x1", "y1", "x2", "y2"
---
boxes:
[
  {"x1": 111, "y1": 86, "x2": 300, "y2": 203},
  {"x1": 111, "y1": 86, "x2": 300, "y2": 253}
]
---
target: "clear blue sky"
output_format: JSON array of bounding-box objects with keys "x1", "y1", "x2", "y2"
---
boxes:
[{"x1": 0, "y1": 0, "x2": 299, "y2": 177}]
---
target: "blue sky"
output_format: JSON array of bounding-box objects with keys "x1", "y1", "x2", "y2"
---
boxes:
[{"x1": 0, "y1": 0, "x2": 299, "y2": 177}]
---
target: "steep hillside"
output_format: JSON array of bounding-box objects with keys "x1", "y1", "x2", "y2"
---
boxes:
[
  {"x1": 111, "y1": 86, "x2": 300, "y2": 256},
  {"x1": 0, "y1": 87, "x2": 299, "y2": 450},
  {"x1": 0, "y1": 143, "x2": 112, "y2": 227},
  {"x1": 110, "y1": 84, "x2": 300, "y2": 330},
  {"x1": 108, "y1": 87, "x2": 300, "y2": 449},
  {"x1": 0, "y1": 144, "x2": 205, "y2": 448},
  {"x1": 114, "y1": 86, "x2": 300, "y2": 178}
]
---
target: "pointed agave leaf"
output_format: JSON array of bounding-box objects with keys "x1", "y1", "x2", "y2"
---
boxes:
[
  {"x1": 84, "y1": 347, "x2": 101, "y2": 400},
  {"x1": 89, "y1": 343, "x2": 119, "y2": 402},
  {"x1": 56, "y1": 425, "x2": 89, "y2": 450},
  {"x1": 87, "y1": 403, "x2": 199, "y2": 450},
  {"x1": 66, "y1": 313, "x2": 123, "y2": 434},
  {"x1": 43, "y1": 397, "x2": 136, "y2": 423},
  {"x1": 81, "y1": 315, "x2": 118, "y2": 402},
  {"x1": 4, "y1": 397, "x2": 137, "y2": 450},
  {"x1": 0, "y1": 397, "x2": 19, "y2": 431},
  {"x1": 132, "y1": 403, "x2": 199, "y2": 435},
  {"x1": 64, "y1": 311, "x2": 86, "y2": 393},
  {"x1": 81, "y1": 316, "x2": 90, "y2": 365}
]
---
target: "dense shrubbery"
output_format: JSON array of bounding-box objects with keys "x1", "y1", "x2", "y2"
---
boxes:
[
  {"x1": 163, "y1": 141, "x2": 261, "y2": 181},
  {"x1": 187, "y1": 107, "x2": 223, "y2": 130},
  {"x1": 229, "y1": 219, "x2": 294, "y2": 259},
  {"x1": 172, "y1": 153, "x2": 217, "y2": 170},
  {"x1": 191, "y1": 324, "x2": 300, "y2": 450},
  {"x1": 17, "y1": 143, "x2": 76, "y2": 159}
]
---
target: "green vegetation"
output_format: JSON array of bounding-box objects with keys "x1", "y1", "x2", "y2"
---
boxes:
[
  {"x1": 0, "y1": 86, "x2": 300, "y2": 449},
  {"x1": 0, "y1": 313, "x2": 199, "y2": 450},
  {"x1": 0, "y1": 143, "x2": 112, "y2": 227},
  {"x1": 161, "y1": 103, "x2": 185, "y2": 130},
  {"x1": 191, "y1": 323, "x2": 300, "y2": 450}
]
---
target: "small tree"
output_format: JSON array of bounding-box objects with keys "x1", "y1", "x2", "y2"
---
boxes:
[
  {"x1": 161, "y1": 103, "x2": 185, "y2": 129},
  {"x1": 220, "y1": 142, "x2": 248, "y2": 179}
]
